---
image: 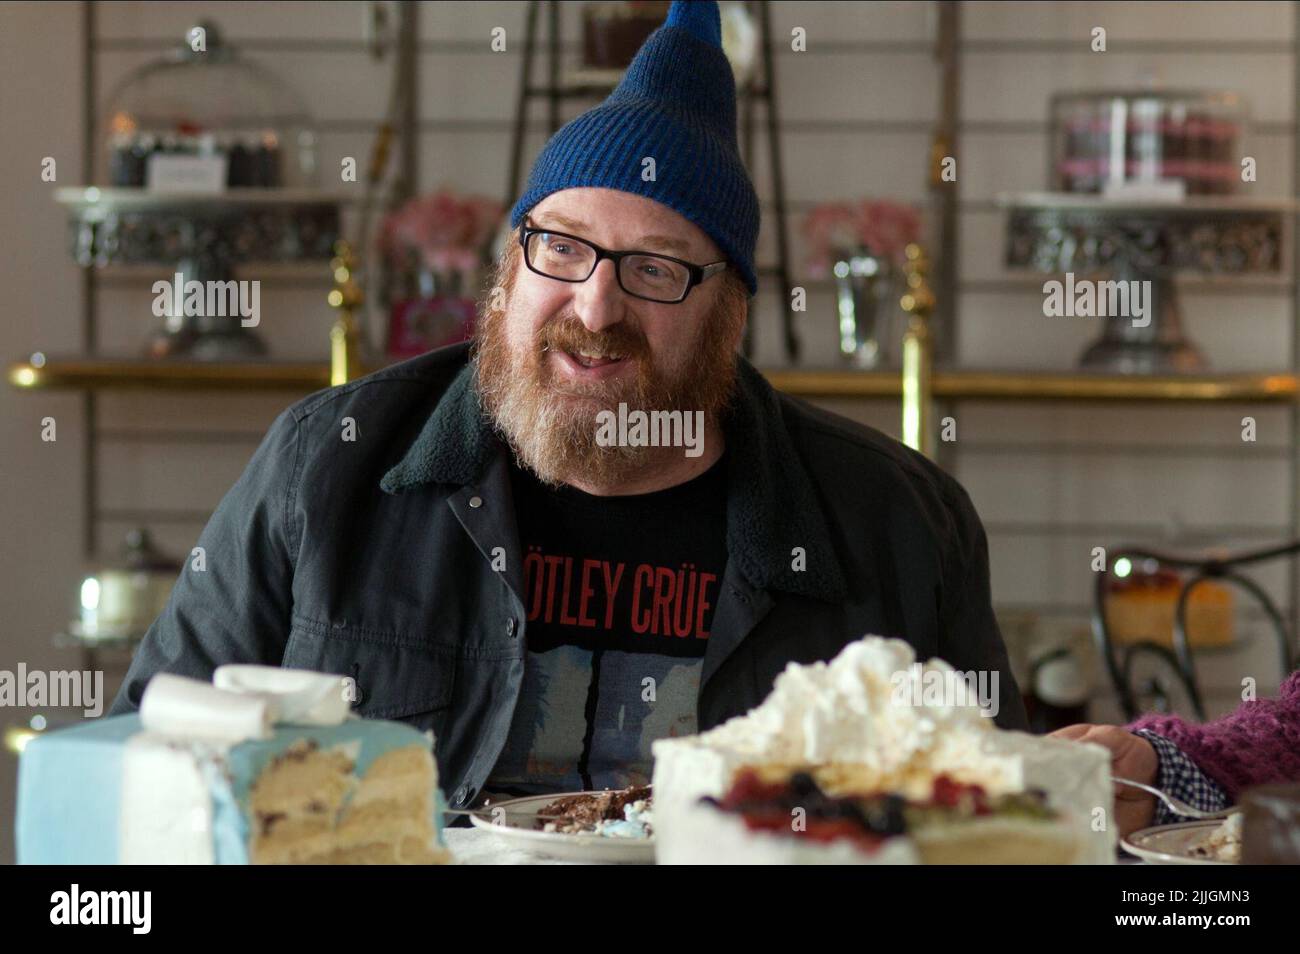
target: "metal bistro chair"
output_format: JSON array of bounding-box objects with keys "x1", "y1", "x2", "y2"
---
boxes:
[{"x1": 1092, "y1": 541, "x2": 1300, "y2": 722}]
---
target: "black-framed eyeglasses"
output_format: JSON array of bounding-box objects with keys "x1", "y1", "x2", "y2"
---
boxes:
[{"x1": 519, "y1": 224, "x2": 728, "y2": 304}]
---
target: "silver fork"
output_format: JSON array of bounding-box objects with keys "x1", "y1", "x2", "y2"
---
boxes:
[
  {"x1": 442, "y1": 807, "x2": 577, "y2": 822},
  {"x1": 1113, "y1": 777, "x2": 1240, "y2": 820}
]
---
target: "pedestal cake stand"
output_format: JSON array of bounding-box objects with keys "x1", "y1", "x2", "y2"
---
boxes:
[
  {"x1": 1001, "y1": 194, "x2": 1293, "y2": 373},
  {"x1": 56, "y1": 187, "x2": 341, "y2": 359}
]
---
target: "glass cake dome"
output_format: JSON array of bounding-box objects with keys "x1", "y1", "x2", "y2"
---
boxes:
[
  {"x1": 102, "y1": 21, "x2": 318, "y2": 189},
  {"x1": 1050, "y1": 89, "x2": 1247, "y2": 197}
]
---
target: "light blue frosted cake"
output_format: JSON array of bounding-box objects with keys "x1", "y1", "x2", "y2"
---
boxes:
[{"x1": 17, "y1": 670, "x2": 451, "y2": 865}]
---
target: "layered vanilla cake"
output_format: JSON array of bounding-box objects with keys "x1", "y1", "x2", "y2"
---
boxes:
[
  {"x1": 17, "y1": 668, "x2": 451, "y2": 864},
  {"x1": 652, "y1": 637, "x2": 1114, "y2": 864}
]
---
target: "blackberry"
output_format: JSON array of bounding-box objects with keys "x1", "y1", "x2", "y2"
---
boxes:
[
  {"x1": 860, "y1": 794, "x2": 907, "y2": 836},
  {"x1": 789, "y1": 771, "x2": 820, "y2": 799}
]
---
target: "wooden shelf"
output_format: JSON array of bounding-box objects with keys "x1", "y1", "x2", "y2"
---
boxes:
[
  {"x1": 763, "y1": 368, "x2": 1300, "y2": 403},
  {"x1": 8, "y1": 356, "x2": 335, "y2": 391},
  {"x1": 9, "y1": 355, "x2": 1299, "y2": 403}
]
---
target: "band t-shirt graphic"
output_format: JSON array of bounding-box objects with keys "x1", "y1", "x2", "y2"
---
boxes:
[{"x1": 485, "y1": 452, "x2": 728, "y2": 796}]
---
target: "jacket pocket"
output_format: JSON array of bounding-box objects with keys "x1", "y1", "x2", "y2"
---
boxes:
[{"x1": 281, "y1": 614, "x2": 456, "y2": 734}]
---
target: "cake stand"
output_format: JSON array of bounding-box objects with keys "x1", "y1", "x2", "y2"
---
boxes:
[
  {"x1": 1001, "y1": 194, "x2": 1293, "y2": 373},
  {"x1": 56, "y1": 187, "x2": 341, "y2": 359}
]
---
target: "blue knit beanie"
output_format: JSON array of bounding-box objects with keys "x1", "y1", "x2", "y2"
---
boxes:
[{"x1": 509, "y1": 0, "x2": 760, "y2": 295}]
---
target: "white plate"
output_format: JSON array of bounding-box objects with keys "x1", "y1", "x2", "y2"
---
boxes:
[
  {"x1": 1121, "y1": 820, "x2": 1237, "y2": 865},
  {"x1": 466, "y1": 792, "x2": 654, "y2": 864}
]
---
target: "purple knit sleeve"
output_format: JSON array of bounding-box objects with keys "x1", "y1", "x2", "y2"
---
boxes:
[{"x1": 1127, "y1": 669, "x2": 1300, "y2": 800}]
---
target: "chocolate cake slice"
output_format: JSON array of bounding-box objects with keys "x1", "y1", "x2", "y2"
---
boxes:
[
  {"x1": 538, "y1": 785, "x2": 653, "y2": 834},
  {"x1": 1241, "y1": 783, "x2": 1300, "y2": 865}
]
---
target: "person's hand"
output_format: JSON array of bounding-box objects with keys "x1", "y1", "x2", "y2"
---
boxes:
[{"x1": 1050, "y1": 723, "x2": 1159, "y2": 839}]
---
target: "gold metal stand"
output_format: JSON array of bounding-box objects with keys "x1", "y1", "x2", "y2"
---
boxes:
[
  {"x1": 328, "y1": 240, "x2": 364, "y2": 386},
  {"x1": 900, "y1": 243, "x2": 936, "y2": 456}
]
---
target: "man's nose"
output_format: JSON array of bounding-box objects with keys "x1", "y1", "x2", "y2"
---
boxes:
[{"x1": 572, "y1": 258, "x2": 627, "y2": 333}]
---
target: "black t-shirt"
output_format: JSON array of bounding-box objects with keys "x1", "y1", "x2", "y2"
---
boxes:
[{"x1": 485, "y1": 453, "x2": 728, "y2": 795}]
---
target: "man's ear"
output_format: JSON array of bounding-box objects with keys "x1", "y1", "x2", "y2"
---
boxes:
[{"x1": 723, "y1": 273, "x2": 751, "y2": 351}]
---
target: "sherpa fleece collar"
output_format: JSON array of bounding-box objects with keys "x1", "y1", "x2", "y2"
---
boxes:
[{"x1": 379, "y1": 357, "x2": 848, "y2": 603}]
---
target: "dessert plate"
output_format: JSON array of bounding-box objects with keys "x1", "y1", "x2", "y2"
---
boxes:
[
  {"x1": 1121, "y1": 820, "x2": 1236, "y2": 865},
  {"x1": 467, "y1": 792, "x2": 655, "y2": 864}
]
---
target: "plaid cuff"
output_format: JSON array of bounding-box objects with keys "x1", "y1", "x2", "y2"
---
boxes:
[{"x1": 1134, "y1": 729, "x2": 1230, "y2": 825}]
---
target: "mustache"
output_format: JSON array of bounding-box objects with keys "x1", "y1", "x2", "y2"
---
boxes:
[{"x1": 536, "y1": 313, "x2": 649, "y2": 359}]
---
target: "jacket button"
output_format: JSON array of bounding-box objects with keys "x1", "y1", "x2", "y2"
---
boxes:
[
  {"x1": 468, "y1": 495, "x2": 483, "y2": 509},
  {"x1": 506, "y1": 618, "x2": 517, "y2": 637}
]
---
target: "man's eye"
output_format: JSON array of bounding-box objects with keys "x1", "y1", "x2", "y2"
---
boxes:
[
  {"x1": 545, "y1": 240, "x2": 573, "y2": 255},
  {"x1": 635, "y1": 260, "x2": 677, "y2": 283}
]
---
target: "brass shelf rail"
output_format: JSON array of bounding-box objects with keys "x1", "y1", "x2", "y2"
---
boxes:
[{"x1": 11, "y1": 354, "x2": 1299, "y2": 404}]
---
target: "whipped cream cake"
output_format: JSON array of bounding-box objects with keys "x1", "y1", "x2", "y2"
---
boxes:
[
  {"x1": 652, "y1": 637, "x2": 1114, "y2": 864},
  {"x1": 17, "y1": 668, "x2": 451, "y2": 864}
]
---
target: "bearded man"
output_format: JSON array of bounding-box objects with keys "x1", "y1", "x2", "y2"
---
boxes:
[{"x1": 111, "y1": 1, "x2": 1026, "y2": 809}]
